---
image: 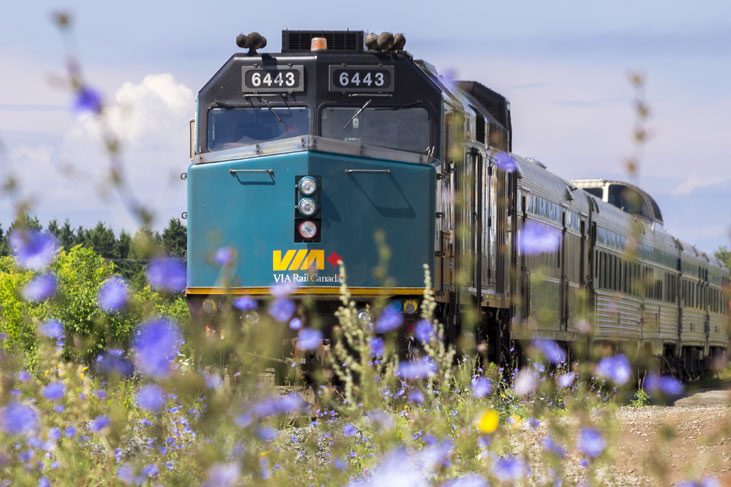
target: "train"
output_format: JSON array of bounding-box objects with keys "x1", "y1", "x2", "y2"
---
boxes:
[{"x1": 184, "y1": 29, "x2": 729, "y2": 377}]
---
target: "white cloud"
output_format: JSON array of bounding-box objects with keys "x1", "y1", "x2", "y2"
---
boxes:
[
  {"x1": 2, "y1": 73, "x2": 195, "y2": 233},
  {"x1": 672, "y1": 173, "x2": 730, "y2": 195}
]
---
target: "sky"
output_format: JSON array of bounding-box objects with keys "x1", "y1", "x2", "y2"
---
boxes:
[{"x1": 1, "y1": 0, "x2": 730, "y2": 254}]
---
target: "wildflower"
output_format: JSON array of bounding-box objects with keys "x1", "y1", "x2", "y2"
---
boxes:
[
  {"x1": 408, "y1": 389, "x2": 425, "y2": 405},
  {"x1": 370, "y1": 337, "x2": 385, "y2": 357},
  {"x1": 289, "y1": 317, "x2": 303, "y2": 330},
  {"x1": 676, "y1": 477, "x2": 720, "y2": 487},
  {"x1": 97, "y1": 349, "x2": 134, "y2": 377},
  {"x1": 214, "y1": 246, "x2": 233, "y2": 265},
  {"x1": 204, "y1": 372, "x2": 223, "y2": 389},
  {"x1": 493, "y1": 456, "x2": 527, "y2": 482},
  {"x1": 333, "y1": 458, "x2": 347, "y2": 470},
  {"x1": 543, "y1": 435, "x2": 567, "y2": 457},
  {"x1": 233, "y1": 296, "x2": 256, "y2": 311},
  {"x1": 48, "y1": 427, "x2": 61, "y2": 440},
  {"x1": 73, "y1": 85, "x2": 103, "y2": 114},
  {"x1": 396, "y1": 357, "x2": 437, "y2": 380},
  {"x1": 136, "y1": 384, "x2": 165, "y2": 412},
  {"x1": 532, "y1": 339, "x2": 566, "y2": 364},
  {"x1": 414, "y1": 320, "x2": 435, "y2": 343},
  {"x1": 41, "y1": 382, "x2": 65, "y2": 401},
  {"x1": 347, "y1": 448, "x2": 428, "y2": 487},
  {"x1": 143, "y1": 464, "x2": 159, "y2": 478},
  {"x1": 22, "y1": 273, "x2": 57, "y2": 302},
  {"x1": 9, "y1": 229, "x2": 59, "y2": 270},
  {"x1": 18, "y1": 370, "x2": 31, "y2": 382},
  {"x1": 343, "y1": 423, "x2": 357, "y2": 437},
  {"x1": 97, "y1": 276, "x2": 129, "y2": 312},
  {"x1": 0, "y1": 402, "x2": 38, "y2": 435},
  {"x1": 146, "y1": 257, "x2": 186, "y2": 292},
  {"x1": 204, "y1": 462, "x2": 241, "y2": 487},
  {"x1": 527, "y1": 417, "x2": 540, "y2": 430},
  {"x1": 471, "y1": 377, "x2": 492, "y2": 398},
  {"x1": 557, "y1": 372, "x2": 575, "y2": 388},
  {"x1": 493, "y1": 151, "x2": 517, "y2": 172},
  {"x1": 64, "y1": 426, "x2": 76, "y2": 438},
  {"x1": 90, "y1": 415, "x2": 110, "y2": 432},
  {"x1": 441, "y1": 474, "x2": 488, "y2": 487},
  {"x1": 577, "y1": 428, "x2": 605, "y2": 458},
  {"x1": 39, "y1": 319, "x2": 64, "y2": 339},
  {"x1": 298, "y1": 328, "x2": 322, "y2": 350},
  {"x1": 256, "y1": 426, "x2": 277, "y2": 442},
  {"x1": 644, "y1": 372, "x2": 684, "y2": 396},
  {"x1": 474, "y1": 409, "x2": 499, "y2": 434},
  {"x1": 268, "y1": 298, "x2": 295, "y2": 322},
  {"x1": 39, "y1": 478, "x2": 50, "y2": 487},
  {"x1": 514, "y1": 368, "x2": 539, "y2": 396},
  {"x1": 518, "y1": 220, "x2": 561, "y2": 255},
  {"x1": 132, "y1": 318, "x2": 182, "y2": 378},
  {"x1": 596, "y1": 354, "x2": 631, "y2": 385},
  {"x1": 375, "y1": 307, "x2": 403, "y2": 333},
  {"x1": 270, "y1": 281, "x2": 297, "y2": 298}
]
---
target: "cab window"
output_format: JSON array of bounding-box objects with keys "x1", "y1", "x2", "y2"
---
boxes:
[{"x1": 207, "y1": 107, "x2": 310, "y2": 151}]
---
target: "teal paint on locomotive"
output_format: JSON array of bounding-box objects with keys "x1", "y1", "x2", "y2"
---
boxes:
[{"x1": 187, "y1": 150, "x2": 435, "y2": 291}]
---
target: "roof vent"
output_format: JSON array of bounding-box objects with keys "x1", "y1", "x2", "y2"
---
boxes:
[{"x1": 282, "y1": 30, "x2": 363, "y2": 52}]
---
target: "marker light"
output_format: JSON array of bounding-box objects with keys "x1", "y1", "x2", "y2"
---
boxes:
[
  {"x1": 311, "y1": 37, "x2": 327, "y2": 51},
  {"x1": 298, "y1": 176, "x2": 317, "y2": 195},
  {"x1": 298, "y1": 220, "x2": 318, "y2": 239},
  {"x1": 297, "y1": 198, "x2": 318, "y2": 216}
]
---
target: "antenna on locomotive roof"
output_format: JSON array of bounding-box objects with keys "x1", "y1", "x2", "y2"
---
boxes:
[{"x1": 236, "y1": 32, "x2": 267, "y2": 55}]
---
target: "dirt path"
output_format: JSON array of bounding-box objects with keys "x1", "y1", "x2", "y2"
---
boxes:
[{"x1": 614, "y1": 393, "x2": 731, "y2": 486}]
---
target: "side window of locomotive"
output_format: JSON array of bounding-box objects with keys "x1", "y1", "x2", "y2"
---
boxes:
[
  {"x1": 207, "y1": 107, "x2": 310, "y2": 151},
  {"x1": 321, "y1": 107, "x2": 430, "y2": 153}
]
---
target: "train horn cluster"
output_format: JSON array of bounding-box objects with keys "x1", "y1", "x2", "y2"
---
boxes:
[
  {"x1": 365, "y1": 32, "x2": 406, "y2": 52},
  {"x1": 236, "y1": 32, "x2": 267, "y2": 55}
]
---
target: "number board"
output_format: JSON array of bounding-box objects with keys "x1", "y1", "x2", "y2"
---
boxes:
[
  {"x1": 241, "y1": 65, "x2": 305, "y2": 93},
  {"x1": 329, "y1": 65, "x2": 395, "y2": 93}
]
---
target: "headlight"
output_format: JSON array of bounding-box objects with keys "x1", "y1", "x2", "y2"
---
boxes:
[
  {"x1": 298, "y1": 220, "x2": 318, "y2": 239},
  {"x1": 297, "y1": 198, "x2": 318, "y2": 216},
  {"x1": 298, "y1": 176, "x2": 317, "y2": 195},
  {"x1": 356, "y1": 308, "x2": 372, "y2": 326},
  {"x1": 404, "y1": 299, "x2": 418, "y2": 315}
]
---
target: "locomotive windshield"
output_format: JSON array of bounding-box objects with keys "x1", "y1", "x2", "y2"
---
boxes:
[
  {"x1": 321, "y1": 106, "x2": 430, "y2": 153},
  {"x1": 207, "y1": 107, "x2": 310, "y2": 150}
]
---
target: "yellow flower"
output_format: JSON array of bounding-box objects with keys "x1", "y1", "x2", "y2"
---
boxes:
[
  {"x1": 509, "y1": 414, "x2": 522, "y2": 426},
  {"x1": 80, "y1": 373, "x2": 84, "y2": 379},
  {"x1": 474, "y1": 409, "x2": 499, "y2": 434}
]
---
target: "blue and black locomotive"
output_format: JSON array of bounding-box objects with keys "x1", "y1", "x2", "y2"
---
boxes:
[{"x1": 185, "y1": 30, "x2": 729, "y2": 376}]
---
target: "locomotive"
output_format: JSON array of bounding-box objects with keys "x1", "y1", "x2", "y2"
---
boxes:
[{"x1": 185, "y1": 30, "x2": 729, "y2": 376}]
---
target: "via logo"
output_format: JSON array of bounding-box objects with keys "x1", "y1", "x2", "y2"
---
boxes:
[{"x1": 272, "y1": 250, "x2": 343, "y2": 271}]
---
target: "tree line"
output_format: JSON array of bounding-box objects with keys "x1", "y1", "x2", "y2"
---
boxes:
[{"x1": 0, "y1": 216, "x2": 187, "y2": 286}]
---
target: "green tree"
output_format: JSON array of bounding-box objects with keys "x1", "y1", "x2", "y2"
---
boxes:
[
  {"x1": 0, "y1": 223, "x2": 8, "y2": 257},
  {"x1": 715, "y1": 246, "x2": 731, "y2": 270},
  {"x1": 58, "y1": 219, "x2": 77, "y2": 250},
  {"x1": 87, "y1": 221, "x2": 117, "y2": 258},
  {"x1": 162, "y1": 217, "x2": 187, "y2": 258}
]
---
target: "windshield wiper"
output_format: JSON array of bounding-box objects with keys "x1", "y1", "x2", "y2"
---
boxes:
[
  {"x1": 374, "y1": 99, "x2": 423, "y2": 110},
  {"x1": 260, "y1": 99, "x2": 287, "y2": 131},
  {"x1": 343, "y1": 99, "x2": 372, "y2": 129}
]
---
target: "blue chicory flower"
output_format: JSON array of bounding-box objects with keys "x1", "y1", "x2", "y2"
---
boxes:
[
  {"x1": 9, "y1": 229, "x2": 59, "y2": 271},
  {"x1": 375, "y1": 307, "x2": 403, "y2": 333},
  {"x1": 493, "y1": 151, "x2": 517, "y2": 172},
  {"x1": 143, "y1": 464, "x2": 159, "y2": 478},
  {"x1": 471, "y1": 377, "x2": 492, "y2": 398},
  {"x1": 18, "y1": 370, "x2": 31, "y2": 382},
  {"x1": 514, "y1": 368, "x2": 539, "y2": 396},
  {"x1": 577, "y1": 428, "x2": 605, "y2": 458},
  {"x1": 343, "y1": 423, "x2": 357, "y2": 437},
  {"x1": 0, "y1": 402, "x2": 38, "y2": 435},
  {"x1": 268, "y1": 298, "x2": 295, "y2": 322},
  {"x1": 38, "y1": 478, "x2": 50, "y2": 487},
  {"x1": 214, "y1": 246, "x2": 233, "y2": 265},
  {"x1": 644, "y1": 372, "x2": 684, "y2": 396},
  {"x1": 203, "y1": 462, "x2": 240, "y2": 487},
  {"x1": 532, "y1": 339, "x2": 566, "y2": 364},
  {"x1": 270, "y1": 281, "x2": 297, "y2": 298},
  {"x1": 408, "y1": 389, "x2": 425, "y2": 405},
  {"x1": 22, "y1": 273, "x2": 57, "y2": 302},
  {"x1": 557, "y1": 372, "x2": 575, "y2": 388},
  {"x1": 256, "y1": 426, "x2": 277, "y2": 442},
  {"x1": 414, "y1": 320, "x2": 435, "y2": 343},
  {"x1": 146, "y1": 257, "x2": 186, "y2": 292},
  {"x1": 493, "y1": 456, "x2": 527, "y2": 482},
  {"x1": 73, "y1": 86, "x2": 103, "y2": 114},
  {"x1": 90, "y1": 415, "x2": 110, "y2": 432},
  {"x1": 596, "y1": 354, "x2": 631, "y2": 385},
  {"x1": 64, "y1": 426, "x2": 76, "y2": 438},
  {"x1": 298, "y1": 328, "x2": 322, "y2": 351},
  {"x1": 48, "y1": 427, "x2": 62, "y2": 440},
  {"x1": 136, "y1": 384, "x2": 165, "y2": 412},
  {"x1": 97, "y1": 276, "x2": 129, "y2": 312},
  {"x1": 132, "y1": 318, "x2": 182, "y2": 378},
  {"x1": 370, "y1": 337, "x2": 385, "y2": 357},
  {"x1": 41, "y1": 382, "x2": 65, "y2": 401},
  {"x1": 97, "y1": 349, "x2": 134, "y2": 377},
  {"x1": 543, "y1": 435, "x2": 567, "y2": 457},
  {"x1": 396, "y1": 357, "x2": 437, "y2": 380},
  {"x1": 518, "y1": 220, "x2": 561, "y2": 255},
  {"x1": 289, "y1": 317, "x2": 303, "y2": 330},
  {"x1": 39, "y1": 319, "x2": 64, "y2": 339},
  {"x1": 232, "y1": 296, "x2": 256, "y2": 311}
]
